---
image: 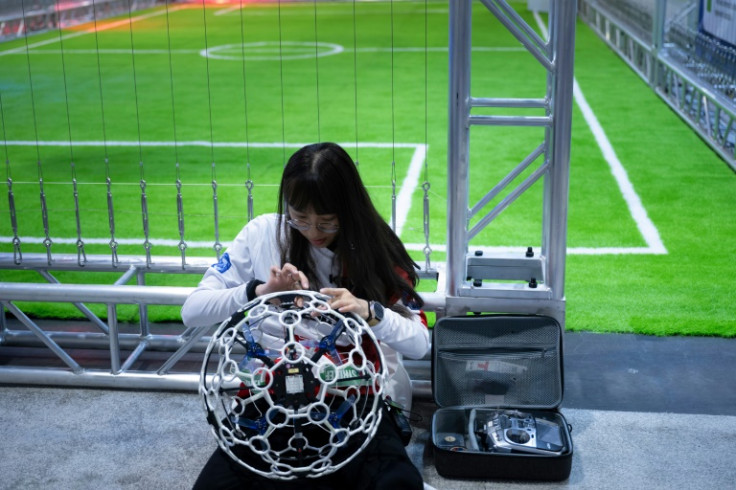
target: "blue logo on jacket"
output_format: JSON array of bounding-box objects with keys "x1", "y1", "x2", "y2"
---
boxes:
[{"x1": 212, "y1": 253, "x2": 231, "y2": 273}]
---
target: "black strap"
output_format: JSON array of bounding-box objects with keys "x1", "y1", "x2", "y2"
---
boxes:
[{"x1": 245, "y1": 279, "x2": 265, "y2": 302}]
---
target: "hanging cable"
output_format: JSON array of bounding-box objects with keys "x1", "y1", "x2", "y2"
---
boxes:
[
  {"x1": 389, "y1": 0, "x2": 396, "y2": 161},
  {"x1": 165, "y1": 0, "x2": 186, "y2": 268},
  {"x1": 245, "y1": 163, "x2": 254, "y2": 222},
  {"x1": 391, "y1": 160, "x2": 397, "y2": 232},
  {"x1": 389, "y1": 0, "x2": 397, "y2": 232},
  {"x1": 21, "y1": 0, "x2": 52, "y2": 265},
  {"x1": 200, "y1": 0, "x2": 222, "y2": 259},
  {"x1": 211, "y1": 171, "x2": 222, "y2": 259},
  {"x1": 175, "y1": 165, "x2": 186, "y2": 267},
  {"x1": 54, "y1": 0, "x2": 86, "y2": 267},
  {"x1": 421, "y1": 0, "x2": 432, "y2": 272},
  {"x1": 125, "y1": 0, "x2": 151, "y2": 267},
  {"x1": 105, "y1": 173, "x2": 118, "y2": 266},
  {"x1": 1, "y1": 88, "x2": 21, "y2": 265},
  {"x1": 351, "y1": 0, "x2": 359, "y2": 165},
  {"x1": 312, "y1": 0, "x2": 321, "y2": 141},
  {"x1": 238, "y1": 0, "x2": 254, "y2": 222},
  {"x1": 164, "y1": 0, "x2": 180, "y2": 165},
  {"x1": 91, "y1": 0, "x2": 118, "y2": 267},
  {"x1": 277, "y1": 0, "x2": 287, "y2": 164}
]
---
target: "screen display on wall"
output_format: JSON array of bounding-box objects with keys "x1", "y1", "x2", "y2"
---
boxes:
[{"x1": 700, "y1": 0, "x2": 736, "y2": 46}]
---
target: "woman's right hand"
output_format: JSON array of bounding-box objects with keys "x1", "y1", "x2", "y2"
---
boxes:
[
  {"x1": 319, "y1": 287, "x2": 371, "y2": 322},
  {"x1": 255, "y1": 263, "x2": 309, "y2": 296}
]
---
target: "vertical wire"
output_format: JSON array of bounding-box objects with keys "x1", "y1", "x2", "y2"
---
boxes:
[
  {"x1": 389, "y1": 0, "x2": 396, "y2": 161},
  {"x1": 421, "y1": 0, "x2": 432, "y2": 271},
  {"x1": 125, "y1": 0, "x2": 151, "y2": 267},
  {"x1": 1, "y1": 88, "x2": 22, "y2": 264},
  {"x1": 0, "y1": 93, "x2": 8, "y2": 168},
  {"x1": 245, "y1": 163, "x2": 254, "y2": 221},
  {"x1": 54, "y1": 0, "x2": 86, "y2": 267},
  {"x1": 391, "y1": 162, "x2": 397, "y2": 232},
  {"x1": 312, "y1": 0, "x2": 321, "y2": 142},
  {"x1": 389, "y1": 0, "x2": 397, "y2": 232},
  {"x1": 238, "y1": 0, "x2": 254, "y2": 222},
  {"x1": 277, "y1": 0, "x2": 287, "y2": 164},
  {"x1": 91, "y1": 0, "x2": 118, "y2": 267},
  {"x1": 165, "y1": 0, "x2": 186, "y2": 268},
  {"x1": 200, "y1": 0, "x2": 216, "y2": 168},
  {"x1": 351, "y1": 0, "x2": 359, "y2": 165},
  {"x1": 21, "y1": 0, "x2": 52, "y2": 265},
  {"x1": 200, "y1": 0, "x2": 222, "y2": 258}
]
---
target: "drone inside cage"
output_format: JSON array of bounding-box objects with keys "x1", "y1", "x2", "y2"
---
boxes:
[{"x1": 199, "y1": 290, "x2": 387, "y2": 480}]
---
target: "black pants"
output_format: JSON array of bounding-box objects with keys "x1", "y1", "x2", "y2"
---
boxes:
[{"x1": 192, "y1": 412, "x2": 423, "y2": 490}]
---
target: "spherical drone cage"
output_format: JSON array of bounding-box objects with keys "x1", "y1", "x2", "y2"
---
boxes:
[{"x1": 199, "y1": 290, "x2": 387, "y2": 480}]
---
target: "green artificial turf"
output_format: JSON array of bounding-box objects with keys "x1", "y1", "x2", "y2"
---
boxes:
[
  {"x1": 1, "y1": 1, "x2": 734, "y2": 336},
  {"x1": 565, "y1": 18, "x2": 736, "y2": 336}
]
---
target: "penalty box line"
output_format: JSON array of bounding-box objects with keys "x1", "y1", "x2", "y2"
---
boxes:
[
  {"x1": 3, "y1": 137, "x2": 665, "y2": 255},
  {"x1": 532, "y1": 11, "x2": 667, "y2": 256},
  {"x1": 1, "y1": 140, "x2": 423, "y2": 251}
]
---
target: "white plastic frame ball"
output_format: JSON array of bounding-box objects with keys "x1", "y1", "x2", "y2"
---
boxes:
[{"x1": 200, "y1": 290, "x2": 387, "y2": 480}]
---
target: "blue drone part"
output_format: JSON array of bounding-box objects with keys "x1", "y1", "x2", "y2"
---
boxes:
[
  {"x1": 311, "y1": 319, "x2": 346, "y2": 364},
  {"x1": 237, "y1": 318, "x2": 276, "y2": 367},
  {"x1": 232, "y1": 414, "x2": 269, "y2": 435},
  {"x1": 328, "y1": 394, "x2": 357, "y2": 429}
]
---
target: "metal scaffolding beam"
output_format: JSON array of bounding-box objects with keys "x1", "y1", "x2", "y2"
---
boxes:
[{"x1": 445, "y1": 0, "x2": 577, "y2": 324}]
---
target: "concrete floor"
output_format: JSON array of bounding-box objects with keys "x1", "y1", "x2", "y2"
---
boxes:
[{"x1": 2, "y1": 331, "x2": 736, "y2": 489}]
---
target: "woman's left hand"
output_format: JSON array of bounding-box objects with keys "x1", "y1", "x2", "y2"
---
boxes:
[{"x1": 320, "y1": 287, "x2": 370, "y2": 321}]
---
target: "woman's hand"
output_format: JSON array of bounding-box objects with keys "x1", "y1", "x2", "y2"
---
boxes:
[
  {"x1": 320, "y1": 287, "x2": 370, "y2": 321},
  {"x1": 256, "y1": 263, "x2": 309, "y2": 296}
]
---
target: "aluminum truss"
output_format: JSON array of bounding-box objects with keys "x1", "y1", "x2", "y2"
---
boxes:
[
  {"x1": 0, "y1": 253, "x2": 209, "y2": 390},
  {"x1": 579, "y1": 0, "x2": 736, "y2": 170},
  {"x1": 445, "y1": 0, "x2": 577, "y2": 324},
  {"x1": 0, "y1": 252, "x2": 443, "y2": 393}
]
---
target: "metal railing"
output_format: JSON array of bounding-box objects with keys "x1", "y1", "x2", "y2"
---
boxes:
[
  {"x1": 0, "y1": 252, "x2": 444, "y2": 393},
  {"x1": 579, "y1": 0, "x2": 736, "y2": 170},
  {"x1": 1, "y1": 252, "x2": 205, "y2": 389}
]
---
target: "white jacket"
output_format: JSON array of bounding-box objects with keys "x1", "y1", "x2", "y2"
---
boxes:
[{"x1": 181, "y1": 213, "x2": 430, "y2": 411}]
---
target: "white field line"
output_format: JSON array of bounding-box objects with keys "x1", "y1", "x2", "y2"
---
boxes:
[
  {"x1": 0, "y1": 237, "x2": 664, "y2": 257},
  {"x1": 571, "y1": 83, "x2": 667, "y2": 254},
  {"x1": 207, "y1": 3, "x2": 438, "y2": 17},
  {"x1": 214, "y1": 5, "x2": 241, "y2": 17},
  {"x1": 213, "y1": 7, "x2": 454, "y2": 17},
  {"x1": 2, "y1": 140, "x2": 421, "y2": 149},
  {"x1": 0, "y1": 236, "x2": 666, "y2": 256},
  {"x1": 6, "y1": 46, "x2": 526, "y2": 56},
  {"x1": 0, "y1": 140, "x2": 421, "y2": 251},
  {"x1": 533, "y1": 11, "x2": 667, "y2": 255},
  {"x1": 395, "y1": 144, "x2": 427, "y2": 237},
  {"x1": 1, "y1": 140, "x2": 421, "y2": 236}
]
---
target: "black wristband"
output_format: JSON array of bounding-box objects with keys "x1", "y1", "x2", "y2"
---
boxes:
[{"x1": 246, "y1": 279, "x2": 265, "y2": 302}]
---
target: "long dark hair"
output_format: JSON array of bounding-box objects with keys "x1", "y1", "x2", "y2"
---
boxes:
[{"x1": 276, "y1": 142, "x2": 423, "y2": 308}]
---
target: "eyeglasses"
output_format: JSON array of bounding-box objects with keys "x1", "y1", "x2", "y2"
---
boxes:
[{"x1": 287, "y1": 218, "x2": 339, "y2": 234}]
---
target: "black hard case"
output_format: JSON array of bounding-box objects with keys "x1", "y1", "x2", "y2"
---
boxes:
[{"x1": 431, "y1": 315, "x2": 573, "y2": 481}]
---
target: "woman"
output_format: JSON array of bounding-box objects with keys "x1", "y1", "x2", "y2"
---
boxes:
[{"x1": 182, "y1": 142, "x2": 429, "y2": 489}]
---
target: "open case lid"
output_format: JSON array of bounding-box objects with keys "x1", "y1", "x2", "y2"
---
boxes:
[{"x1": 432, "y1": 315, "x2": 564, "y2": 410}]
